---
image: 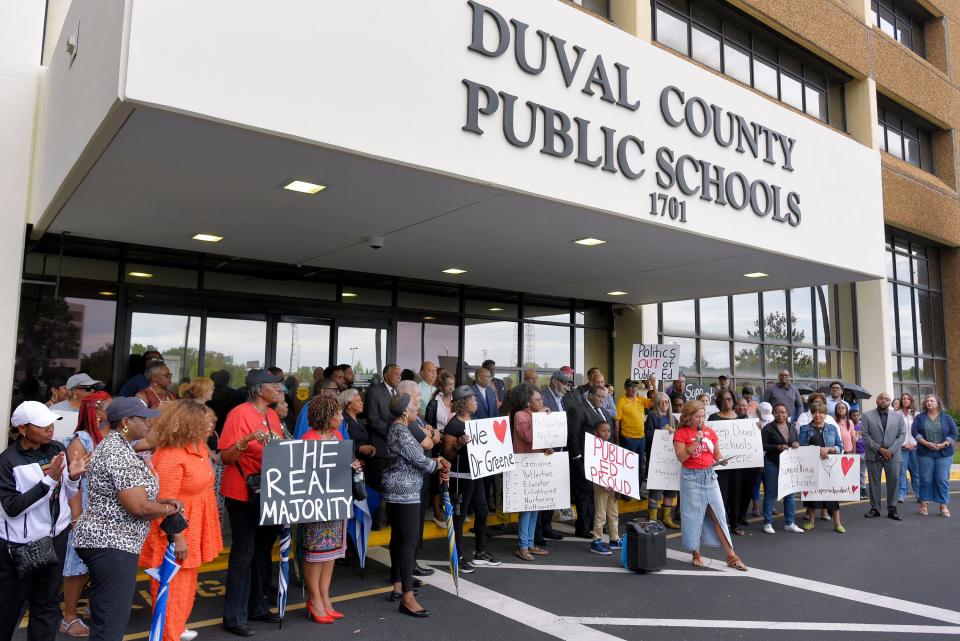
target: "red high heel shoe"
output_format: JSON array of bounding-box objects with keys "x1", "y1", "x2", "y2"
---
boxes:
[
  {"x1": 306, "y1": 602, "x2": 333, "y2": 624},
  {"x1": 326, "y1": 609, "x2": 344, "y2": 619}
]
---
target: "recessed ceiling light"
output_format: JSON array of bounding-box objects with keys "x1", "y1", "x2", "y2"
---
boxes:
[
  {"x1": 99, "y1": 291, "x2": 116, "y2": 296},
  {"x1": 606, "y1": 291, "x2": 628, "y2": 296},
  {"x1": 423, "y1": 316, "x2": 436, "y2": 321},
  {"x1": 442, "y1": 268, "x2": 467, "y2": 275},
  {"x1": 744, "y1": 272, "x2": 769, "y2": 278},
  {"x1": 574, "y1": 237, "x2": 606, "y2": 246},
  {"x1": 192, "y1": 233, "x2": 223, "y2": 243},
  {"x1": 282, "y1": 179, "x2": 326, "y2": 194},
  {"x1": 488, "y1": 307, "x2": 504, "y2": 312},
  {"x1": 128, "y1": 271, "x2": 153, "y2": 278},
  {"x1": 342, "y1": 292, "x2": 358, "y2": 298}
]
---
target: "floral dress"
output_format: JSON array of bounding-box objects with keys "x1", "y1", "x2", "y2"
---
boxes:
[{"x1": 301, "y1": 430, "x2": 347, "y2": 562}]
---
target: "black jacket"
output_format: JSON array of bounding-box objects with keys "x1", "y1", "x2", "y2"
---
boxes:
[
  {"x1": 364, "y1": 383, "x2": 393, "y2": 460},
  {"x1": 760, "y1": 421, "x2": 799, "y2": 464}
]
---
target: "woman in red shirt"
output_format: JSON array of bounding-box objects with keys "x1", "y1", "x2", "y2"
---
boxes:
[{"x1": 673, "y1": 400, "x2": 747, "y2": 571}]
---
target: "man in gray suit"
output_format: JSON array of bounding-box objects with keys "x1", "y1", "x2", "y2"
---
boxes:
[{"x1": 861, "y1": 392, "x2": 906, "y2": 520}]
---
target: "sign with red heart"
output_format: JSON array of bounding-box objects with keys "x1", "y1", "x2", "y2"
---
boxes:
[
  {"x1": 841, "y1": 456, "x2": 855, "y2": 476},
  {"x1": 465, "y1": 417, "x2": 516, "y2": 479}
]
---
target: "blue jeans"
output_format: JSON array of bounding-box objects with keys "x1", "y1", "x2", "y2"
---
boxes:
[
  {"x1": 762, "y1": 459, "x2": 796, "y2": 526},
  {"x1": 620, "y1": 436, "x2": 646, "y2": 481},
  {"x1": 899, "y1": 448, "x2": 920, "y2": 500},
  {"x1": 918, "y1": 454, "x2": 951, "y2": 505},
  {"x1": 518, "y1": 511, "x2": 538, "y2": 549}
]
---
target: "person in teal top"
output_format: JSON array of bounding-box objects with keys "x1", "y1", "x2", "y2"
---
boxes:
[{"x1": 911, "y1": 394, "x2": 957, "y2": 517}]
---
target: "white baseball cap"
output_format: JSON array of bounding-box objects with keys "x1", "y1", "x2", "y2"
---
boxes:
[{"x1": 10, "y1": 401, "x2": 63, "y2": 427}]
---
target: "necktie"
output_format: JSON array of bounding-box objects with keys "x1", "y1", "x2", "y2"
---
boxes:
[
  {"x1": 390, "y1": 387, "x2": 397, "y2": 397},
  {"x1": 879, "y1": 411, "x2": 887, "y2": 430},
  {"x1": 596, "y1": 406, "x2": 604, "y2": 420}
]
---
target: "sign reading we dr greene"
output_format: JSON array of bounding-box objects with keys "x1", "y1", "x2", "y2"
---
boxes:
[
  {"x1": 631, "y1": 344, "x2": 681, "y2": 381},
  {"x1": 258, "y1": 439, "x2": 354, "y2": 526},
  {"x1": 466, "y1": 417, "x2": 516, "y2": 479}
]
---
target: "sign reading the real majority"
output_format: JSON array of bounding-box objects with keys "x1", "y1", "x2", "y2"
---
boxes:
[
  {"x1": 631, "y1": 344, "x2": 681, "y2": 381},
  {"x1": 466, "y1": 416, "x2": 516, "y2": 479},
  {"x1": 646, "y1": 429, "x2": 681, "y2": 491},
  {"x1": 709, "y1": 419, "x2": 763, "y2": 469},
  {"x1": 259, "y1": 439, "x2": 353, "y2": 526},
  {"x1": 502, "y1": 452, "x2": 570, "y2": 512},
  {"x1": 532, "y1": 411, "x2": 568, "y2": 449},
  {"x1": 777, "y1": 447, "x2": 860, "y2": 501},
  {"x1": 584, "y1": 433, "x2": 641, "y2": 499}
]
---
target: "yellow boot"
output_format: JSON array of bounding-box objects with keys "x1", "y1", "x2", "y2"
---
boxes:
[
  {"x1": 647, "y1": 507, "x2": 660, "y2": 522},
  {"x1": 662, "y1": 505, "x2": 680, "y2": 529}
]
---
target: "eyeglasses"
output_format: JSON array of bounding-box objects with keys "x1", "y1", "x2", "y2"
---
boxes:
[{"x1": 75, "y1": 385, "x2": 96, "y2": 391}]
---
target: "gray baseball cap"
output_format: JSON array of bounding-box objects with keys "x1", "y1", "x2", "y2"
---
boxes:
[{"x1": 66, "y1": 373, "x2": 102, "y2": 389}]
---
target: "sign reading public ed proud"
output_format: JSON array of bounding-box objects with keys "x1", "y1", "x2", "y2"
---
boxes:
[{"x1": 259, "y1": 439, "x2": 354, "y2": 526}]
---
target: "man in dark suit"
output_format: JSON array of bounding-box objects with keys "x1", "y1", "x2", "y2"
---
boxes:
[
  {"x1": 470, "y1": 367, "x2": 499, "y2": 420},
  {"x1": 568, "y1": 385, "x2": 615, "y2": 538},
  {"x1": 364, "y1": 363, "x2": 401, "y2": 528},
  {"x1": 861, "y1": 392, "x2": 906, "y2": 520},
  {"x1": 535, "y1": 370, "x2": 574, "y2": 545},
  {"x1": 481, "y1": 359, "x2": 506, "y2": 409}
]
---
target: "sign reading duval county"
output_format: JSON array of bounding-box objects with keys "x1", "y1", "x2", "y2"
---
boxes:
[
  {"x1": 584, "y1": 433, "x2": 641, "y2": 499},
  {"x1": 502, "y1": 452, "x2": 570, "y2": 513},
  {"x1": 777, "y1": 447, "x2": 860, "y2": 501},
  {"x1": 646, "y1": 429, "x2": 681, "y2": 492},
  {"x1": 466, "y1": 416, "x2": 516, "y2": 479},
  {"x1": 631, "y1": 344, "x2": 681, "y2": 381}
]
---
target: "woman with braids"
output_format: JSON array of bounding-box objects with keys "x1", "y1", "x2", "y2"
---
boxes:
[
  {"x1": 61, "y1": 390, "x2": 112, "y2": 637},
  {"x1": 300, "y1": 394, "x2": 362, "y2": 624},
  {"x1": 140, "y1": 401, "x2": 223, "y2": 641}
]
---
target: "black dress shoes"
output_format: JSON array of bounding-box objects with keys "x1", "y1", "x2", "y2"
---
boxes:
[
  {"x1": 390, "y1": 590, "x2": 418, "y2": 601},
  {"x1": 223, "y1": 625, "x2": 256, "y2": 637},
  {"x1": 251, "y1": 612, "x2": 281, "y2": 624},
  {"x1": 543, "y1": 530, "x2": 564, "y2": 540},
  {"x1": 412, "y1": 564, "x2": 435, "y2": 577},
  {"x1": 864, "y1": 508, "x2": 881, "y2": 518},
  {"x1": 412, "y1": 577, "x2": 423, "y2": 588},
  {"x1": 399, "y1": 603, "x2": 430, "y2": 618},
  {"x1": 888, "y1": 510, "x2": 903, "y2": 521}
]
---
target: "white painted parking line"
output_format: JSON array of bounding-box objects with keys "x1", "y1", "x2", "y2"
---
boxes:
[
  {"x1": 563, "y1": 617, "x2": 960, "y2": 635},
  {"x1": 419, "y1": 559, "x2": 739, "y2": 576}
]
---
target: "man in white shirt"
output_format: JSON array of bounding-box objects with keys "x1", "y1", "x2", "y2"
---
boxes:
[
  {"x1": 417, "y1": 361, "x2": 437, "y2": 418},
  {"x1": 826, "y1": 381, "x2": 844, "y2": 416}
]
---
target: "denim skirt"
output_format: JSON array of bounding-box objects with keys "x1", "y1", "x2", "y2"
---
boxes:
[{"x1": 680, "y1": 467, "x2": 732, "y2": 552}]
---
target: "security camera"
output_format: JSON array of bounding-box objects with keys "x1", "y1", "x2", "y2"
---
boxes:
[{"x1": 367, "y1": 235, "x2": 385, "y2": 250}]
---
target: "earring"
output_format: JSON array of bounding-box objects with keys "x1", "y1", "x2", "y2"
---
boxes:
[{"x1": 121, "y1": 426, "x2": 130, "y2": 436}]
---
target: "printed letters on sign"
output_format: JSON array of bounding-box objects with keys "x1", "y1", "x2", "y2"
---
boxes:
[
  {"x1": 466, "y1": 417, "x2": 516, "y2": 479},
  {"x1": 583, "y1": 433, "x2": 641, "y2": 499}
]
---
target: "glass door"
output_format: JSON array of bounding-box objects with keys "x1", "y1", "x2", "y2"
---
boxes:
[
  {"x1": 129, "y1": 311, "x2": 201, "y2": 385},
  {"x1": 336, "y1": 322, "x2": 390, "y2": 389},
  {"x1": 275, "y1": 319, "x2": 331, "y2": 403},
  {"x1": 203, "y1": 317, "x2": 268, "y2": 389}
]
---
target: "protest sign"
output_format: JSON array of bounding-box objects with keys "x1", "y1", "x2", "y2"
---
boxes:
[
  {"x1": 777, "y1": 447, "x2": 860, "y2": 501},
  {"x1": 52, "y1": 410, "x2": 79, "y2": 443},
  {"x1": 502, "y1": 452, "x2": 570, "y2": 512},
  {"x1": 532, "y1": 411, "x2": 568, "y2": 450},
  {"x1": 683, "y1": 381, "x2": 714, "y2": 403},
  {"x1": 583, "y1": 433, "x2": 642, "y2": 499},
  {"x1": 466, "y1": 416, "x2": 516, "y2": 479},
  {"x1": 631, "y1": 343, "x2": 681, "y2": 381},
  {"x1": 259, "y1": 439, "x2": 353, "y2": 526},
  {"x1": 646, "y1": 429, "x2": 681, "y2": 491},
  {"x1": 709, "y1": 419, "x2": 763, "y2": 469}
]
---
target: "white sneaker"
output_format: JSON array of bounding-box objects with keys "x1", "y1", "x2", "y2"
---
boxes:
[
  {"x1": 180, "y1": 630, "x2": 198, "y2": 641},
  {"x1": 784, "y1": 523, "x2": 804, "y2": 533},
  {"x1": 762, "y1": 523, "x2": 775, "y2": 534}
]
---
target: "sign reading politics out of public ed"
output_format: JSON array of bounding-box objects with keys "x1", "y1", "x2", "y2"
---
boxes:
[
  {"x1": 466, "y1": 416, "x2": 516, "y2": 479},
  {"x1": 631, "y1": 344, "x2": 681, "y2": 381},
  {"x1": 259, "y1": 439, "x2": 354, "y2": 526}
]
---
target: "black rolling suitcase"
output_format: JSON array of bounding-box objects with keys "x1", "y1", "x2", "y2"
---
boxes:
[{"x1": 621, "y1": 519, "x2": 666, "y2": 573}]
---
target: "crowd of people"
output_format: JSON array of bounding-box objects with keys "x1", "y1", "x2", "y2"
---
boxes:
[{"x1": 2, "y1": 352, "x2": 956, "y2": 641}]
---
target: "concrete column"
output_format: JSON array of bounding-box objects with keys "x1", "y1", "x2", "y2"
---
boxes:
[
  {"x1": 611, "y1": 303, "x2": 659, "y2": 390},
  {"x1": 941, "y1": 248, "x2": 960, "y2": 408},
  {"x1": 610, "y1": 0, "x2": 652, "y2": 40},
  {"x1": 854, "y1": 279, "x2": 895, "y2": 411},
  {"x1": 844, "y1": 76, "x2": 879, "y2": 150}
]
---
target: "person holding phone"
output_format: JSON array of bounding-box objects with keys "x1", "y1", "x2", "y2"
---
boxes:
[{"x1": 673, "y1": 400, "x2": 747, "y2": 571}]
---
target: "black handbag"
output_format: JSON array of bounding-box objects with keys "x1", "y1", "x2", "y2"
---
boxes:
[
  {"x1": 237, "y1": 463, "x2": 262, "y2": 503},
  {"x1": 7, "y1": 496, "x2": 59, "y2": 579},
  {"x1": 352, "y1": 468, "x2": 367, "y2": 501}
]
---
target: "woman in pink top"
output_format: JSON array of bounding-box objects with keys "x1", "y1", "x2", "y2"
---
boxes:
[
  {"x1": 835, "y1": 401, "x2": 856, "y2": 454},
  {"x1": 511, "y1": 383, "x2": 552, "y2": 561}
]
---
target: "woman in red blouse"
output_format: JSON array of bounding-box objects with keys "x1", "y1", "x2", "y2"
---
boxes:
[{"x1": 673, "y1": 400, "x2": 747, "y2": 571}]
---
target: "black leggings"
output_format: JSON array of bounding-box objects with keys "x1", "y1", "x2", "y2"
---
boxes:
[
  {"x1": 388, "y1": 503, "x2": 420, "y2": 593},
  {"x1": 452, "y1": 476, "x2": 488, "y2": 558},
  {"x1": 76, "y1": 547, "x2": 140, "y2": 641}
]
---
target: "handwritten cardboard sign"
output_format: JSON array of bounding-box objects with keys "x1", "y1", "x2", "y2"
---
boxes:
[
  {"x1": 502, "y1": 452, "x2": 570, "y2": 512},
  {"x1": 777, "y1": 446, "x2": 818, "y2": 499},
  {"x1": 532, "y1": 411, "x2": 568, "y2": 450},
  {"x1": 259, "y1": 439, "x2": 353, "y2": 526},
  {"x1": 631, "y1": 343, "x2": 681, "y2": 381},
  {"x1": 583, "y1": 433, "x2": 641, "y2": 499},
  {"x1": 466, "y1": 416, "x2": 516, "y2": 479},
  {"x1": 709, "y1": 418, "x2": 763, "y2": 469},
  {"x1": 646, "y1": 429, "x2": 681, "y2": 491},
  {"x1": 777, "y1": 447, "x2": 859, "y2": 501}
]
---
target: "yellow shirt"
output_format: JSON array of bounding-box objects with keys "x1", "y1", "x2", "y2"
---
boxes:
[{"x1": 616, "y1": 394, "x2": 653, "y2": 439}]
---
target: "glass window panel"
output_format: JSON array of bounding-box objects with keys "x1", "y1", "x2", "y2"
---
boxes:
[
  {"x1": 813, "y1": 285, "x2": 835, "y2": 346},
  {"x1": 581, "y1": 0, "x2": 609, "y2": 17},
  {"x1": 905, "y1": 137, "x2": 920, "y2": 166},
  {"x1": 23, "y1": 253, "x2": 120, "y2": 282},
  {"x1": 793, "y1": 347, "x2": 815, "y2": 378},
  {"x1": 275, "y1": 322, "x2": 331, "y2": 388},
  {"x1": 655, "y1": 8, "x2": 689, "y2": 54},
  {"x1": 575, "y1": 327, "x2": 609, "y2": 387},
  {"x1": 523, "y1": 323, "x2": 571, "y2": 370},
  {"x1": 397, "y1": 291, "x2": 460, "y2": 313},
  {"x1": 204, "y1": 272, "x2": 336, "y2": 300},
  {"x1": 916, "y1": 289, "x2": 933, "y2": 355},
  {"x1": 424, "y1": 322, "x2": 459, "y2": 366},
  {"x1": 877, "y1": 124, "x2": 887, "y2": 152},
  {"x1": 804, "y1": 85, "x2": 826, "y2": 120},
  {"x1": 336, "y1": 326, "x2": 388, "y2": 389},
  {"x1": 781, "y1": 73, "x2": 804, "y2": 111},
  {"x1": 931, "y1": 294, "x2": 945, "y2": 355},
  {"x1": 894, "y1": 251, "x2": 910, "y2": 282},
  {"x1": 896, "y1": 22, "x2": 912, "y2": 49},
  {"x1": 837, "y1": 284, "x2": 856, "y2": 350},
  {"x1": 886, "y1": 128, "x2": 904, "y2": 159},
  {"x1": 129, "y1": 312, "x2": 201, "y2": 385},
  {"x1": 691, "y1": 4, "x2": 721, "y2": 30},
  {"x1": 125, "y1": 263, "x2": 198, "y2": 288},
  {"x1": 658, "y1": 0, "x2": 688, "y2": 13},
  {"x1": 896, "y1": 284, "x2": 916, "y2": 354},
  {"x1": 662, "y1": 299, "x2": 696, "y2": 335},
  {"x1": 764, "y1": 343, "x2": 790, "y2": 377},
  {"x1": 903, "y1": 121, "x2": 919, "y2": 138},
  {"x1": 698, "y1": 296, "x2": 729, "y2": 337},
  {"x1": 879, "y1": 8, "x2": 896, "y2": 37},
  {"x1": 465, "y1": 319, "x2": 518, "y2": 367},
  {"x1": 885, "y1": 250, "x2": 895, "y2": 279},
  {"x1": 840, "y1": 350, "x2": 857, "y2": 382},
  {"x1": 753, "y1": 37, "x2": 777, "y2": 62},
  {"x1": 888, "y1": 282, "x2": 899, "y2": 352},
  {"x1": 395, "y1": 321, "x2": 423, "y2": 373},
  {"x1": 753, "y1": 57, "x2": 778, "y2": 97},
  {"x1": 900, "y1": 357, "x2": 918, "y2": 381},
  {"x1": 341, "y1": 286, "x2": 392, "y2": 306},
  {"x1": 817, "y1": 350, "x2": 840, "y2": 379},
  {"x1": 733, "y1": 342, "x2": 762, "y2": 377},
  {"x1": 762, "y1": 290, "x2": 788, "y2": 343},
  {"x1": 723, "y1": 43, "x2": 751, "y2": 85},
  {"x1": 465, "y1": 297, "x2": 518, "y2": 317},
  {"x1": 780, "y1": 52, "x2": 803, "y2": 75},
  {"x1": 723, "y1": 22, "x2": 749, "y2": 47},
  {"x1": 912, "y1": 258, "x2": 929, "y2": 287},
  {"x1": 660, "y1": 336, "x2": 697, "y2": 375},
  {"x1": 691, "y1": 25, "x2": 721, "y2": 70},
  {"x1": 935, "y1": 360, "x2": 946, "y2": 396},
  {"x1": 788, "y1": 288, "x2": 814, "y2": 345},
  {"x1": 929, "y1": 251, "x2": 941, "y2": 290},
  {"x1": 918, "y1": 357, "x2": 935, "y2": 383},
  {"x1": 575, "y1": 301, "x2": 609, "y2": 327},
  {"x1": 699, "y1": 339, "x2": 730, "y2": 377},
  {"x1": 524, "y1": 300, "x2": 570, "y2": 323},
  {"x1": 732, "y1": 293, "x2": 760, "y2": 341},
  {"x1": 204, "y1": 318, "x2": 267, "y2": 388}
]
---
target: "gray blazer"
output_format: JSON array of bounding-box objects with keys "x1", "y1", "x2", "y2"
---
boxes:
[{"x1": 860, "y1": 409, "x2": 906, "y2": 462}]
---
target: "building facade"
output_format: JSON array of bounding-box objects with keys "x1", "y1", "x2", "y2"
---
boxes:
[{"x1": 0, "y1": 0, "x2": 956, "y2": 443}]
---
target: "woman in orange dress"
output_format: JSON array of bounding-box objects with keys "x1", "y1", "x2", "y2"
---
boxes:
[{"x1": 140, "y1": 400, "x2": 224, "y2": 641}]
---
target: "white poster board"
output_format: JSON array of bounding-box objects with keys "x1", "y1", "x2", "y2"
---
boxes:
[
  {"x1": 646, "y1": 429, "x2": 681, "y2": 491},
  {"x1": 709, "y1": 419, "x2": 763, "y2": 469},
  {"x1": 53, "y1": 410, "x2": 79, "y2": 443},
  {"x1": 532, "y1": 411, "x2": 567, "y2": 450},
  {"x1": 465, "y1": 416, "x2": 516, "y2": 479},
  {"x1": 777, "y1": 447, "x2": 818, "y2": 499},
  {"x1": 502, "y1": 452, "x2": 570, "y2": 513},
  {"x1": 583, "y1": 432, "x2": 642, "y2": 500},
  {"x1": 777, "y1": 447, "x2": 860, "y2": 501},
  {"x1": 630, "y1": 344, "x2": 681, "y2": 381}
]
